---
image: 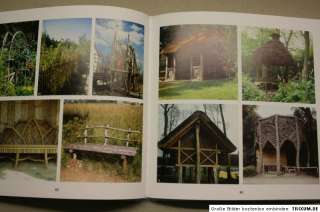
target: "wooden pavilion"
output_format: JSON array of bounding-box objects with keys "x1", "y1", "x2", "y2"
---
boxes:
[
  {"x1": 256, "y1": 115, "x2": 314, "y2": 175},
  {"x1": 252, "y1": 33, "x2": 296, "y2": 88},
  {"x1": 160, "y1": 30, "x2": 234, "y2": 81},
  {"x1": 158, "y1": 111, "x2": 237, "y2": 184}
]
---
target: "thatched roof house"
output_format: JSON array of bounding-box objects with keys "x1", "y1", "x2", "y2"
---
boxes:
[
  {"x1": 252, "y1": 33, "x2": 295, "y2": 67},
  {"x1": 158, "y1": 111, "x2": 237, "y2": 183},
  {"x1": 160, "y1": 29, "x2": 235, "y2": 81}
]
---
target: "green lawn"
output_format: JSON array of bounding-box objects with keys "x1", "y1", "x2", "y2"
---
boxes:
[{"x1": 159, "y1": 79, "x2": 238, "y2": 100}]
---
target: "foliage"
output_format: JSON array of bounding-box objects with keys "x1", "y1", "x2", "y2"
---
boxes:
[
  {"x1": 243, "y1": 106, "x2": 259, "y2": 167},
  {"x1": 0, "y1": 26, "x2": 37, "y2": 96},
  {"x1": 243, "y1": 165, "x2": 257, "y2": 177},
  {"x1": 39, "y1": 34, "x2": 90, "y2": 94},
  {"x1": 242, "y1": 75, "x2": 266, "y2": 101},
  {"x1": 272, "y1": 80, "x2": 315, "y2": 103}
]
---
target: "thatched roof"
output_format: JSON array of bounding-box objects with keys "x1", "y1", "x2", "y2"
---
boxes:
[
  {"x1": 160, "y1": 31, "x2": 226, "y2": 55},
  {"x1": 252, "y1": 33, "x2": 295, "y2": 66},
  {"x1": 158, "y1": 111, "x2": 236, "y2": 153}
]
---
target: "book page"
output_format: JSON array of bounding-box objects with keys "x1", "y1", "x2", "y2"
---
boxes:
[
  {"x1": 146, "y1": 12, "x2": 320, "y2": 200},
  {"x1": 0, "y1": 5, "x2": 149, "y2": 199}
]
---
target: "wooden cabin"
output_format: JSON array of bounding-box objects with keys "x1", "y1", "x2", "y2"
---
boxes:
[
  {"x1": 158, "y1": 111, "x2": 237, "y2": 184},
  {"x1": 252, "y1": 33, "x2": 296, "y2": 88},
  {"x1": 256, "y1": 115, "x2": 313, "y2": 175},
  {"x1": 160, "y1": 31, "x2": 234, "y2": 81}
]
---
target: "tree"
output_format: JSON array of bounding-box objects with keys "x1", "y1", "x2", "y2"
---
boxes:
[
  {"x1": 160, "y1": 104, "x2": 179, "y2": 137},
  {"x1": 301, "y1": 31, "x2": 310, "y2": 80}
]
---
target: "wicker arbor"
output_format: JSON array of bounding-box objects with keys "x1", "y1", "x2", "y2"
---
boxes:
[{"x1": 256, "y1": 115, "x2": 313, "y2": 175}]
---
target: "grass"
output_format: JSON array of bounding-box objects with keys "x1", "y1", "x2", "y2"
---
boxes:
[{"x1": 159, "y1": 79, "x2": 238, "y2": 100}]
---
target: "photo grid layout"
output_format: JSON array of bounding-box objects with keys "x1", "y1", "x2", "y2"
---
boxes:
[
  {"x1": 0, "y1": 17, "x2": 145, "y2": 184},
  {"x1": 156, "y1": 24, "x2": 319, "y2": 185}
]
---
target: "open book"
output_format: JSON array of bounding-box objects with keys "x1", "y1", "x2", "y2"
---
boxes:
[{"x1": 0, "y1": 5, "x2": 319, "y2": 200}]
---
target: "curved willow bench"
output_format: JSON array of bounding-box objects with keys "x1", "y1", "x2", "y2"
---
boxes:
[{"x1": 0, "y1": 119, "x2": 58, "y2": 167}]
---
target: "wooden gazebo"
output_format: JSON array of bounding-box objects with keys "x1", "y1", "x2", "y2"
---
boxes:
[
  {"x1": 252, "y1": 33, "x2": 295, "y2": 88},
  {"x1": 158, "y1": 111, "x2": 236, "y2": 184},
  {"x1": 256, "y1": 115, "x2": 313, "y2": 175},
  {"x1": 160, "y1": 30, "x2": 233, "y2": 81}
]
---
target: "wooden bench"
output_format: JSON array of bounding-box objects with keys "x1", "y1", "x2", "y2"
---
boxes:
[{"x1": 0, "y1": 119, "x2": 58, "y2": 167}]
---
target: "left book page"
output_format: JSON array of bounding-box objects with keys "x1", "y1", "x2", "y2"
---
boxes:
[{"x1": 0, "y1": 5, "x2": 149, "y2": 199}]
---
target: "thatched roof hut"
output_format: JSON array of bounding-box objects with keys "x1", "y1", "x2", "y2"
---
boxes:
[
  {"x1": 160, "y1": 29, "x2": 235, "y2": 81},
  {"x1": 252, "y1": 33, "x2": 295, "y2": 67}
]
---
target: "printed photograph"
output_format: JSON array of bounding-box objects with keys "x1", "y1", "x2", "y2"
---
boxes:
[
  {"x1": 242, "y1": 27, "x2": 315, "y2": 103},
  {"x1": 60, "y1": 100, "x2": 143, "y2": 182},
  {"x1": 38, "y1": 18, "x2": 92, "y2": 95},
  {"x1": 157, "y1": 104, "x2": 239, "y2": 184},
  {"x1": 93, "y1": 19, "x2": 144, "y2": 98},
  {"x1": 243, "y1": 105, "x2": 319, "y2": 184},
  {"x1": 159, "y1": 25, "x2": 238, "y2": 100},
  {"x1": 0, "y1": 21, "x2": 39, "y2": 96},
  {"x1": 0, "y1": 100, "x2": 59, "y2": 182}
]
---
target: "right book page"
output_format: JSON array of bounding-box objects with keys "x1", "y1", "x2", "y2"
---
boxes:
[{"x1": 146, "y1": 12, "x2": 320, "y2": 200}]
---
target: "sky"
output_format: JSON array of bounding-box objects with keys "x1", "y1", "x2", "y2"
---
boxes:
[
  {"x1": 254, "y1": 104, "x2": 315, "y2": 118},
  {"x1": 43, "y1": 18, "x2": 92, "y2": 44},
  {"x1": 158, "y1": 104, "x2": 239, "y2": 153},
  {"x1": 243, "y1": 26, "x2": 308, "y2": 51},
  {"x1": 95, "y1": 18, "x2": 144, "y2": 72}
]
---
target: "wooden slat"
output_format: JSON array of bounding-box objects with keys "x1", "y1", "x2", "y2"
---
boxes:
[
  {"x1": 64, "y1": 143, "x2": 137, "y2": 157},
  {"x1": 0, "y1": 145, "x2": 57, "y2": 154}
]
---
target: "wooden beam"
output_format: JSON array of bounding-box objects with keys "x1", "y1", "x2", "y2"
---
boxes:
[
  {"x1": 121, "y1": 155, "x2": 128, "y2": 176},
  {"x1": 275, "y1": 115, "x2": 281, "y2": 175},
  {"x1": 196, "y1": 122, "x2": 201, "y2": 184},
  {"x1": 295, "y1": 117, "x2": 301, "y2": 173},
  {"x1": 178, "y1": 139, "x2": 182, "y2": 183}
]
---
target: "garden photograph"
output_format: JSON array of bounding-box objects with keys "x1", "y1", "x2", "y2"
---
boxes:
[
  {"x1": 157, "y1": 104, "x2": 239, "y2": 184},
  {"x1": 0, "y1": 100, "x2": 59, "y2": 182},
  {"x1": 60, "y1": 100, "x2": 143, "y2": 183},
  {"x1": 242, "y1": 27, "x2": 315, "y2": 103},
  {"x1": 158, "y1": 24, "x2": 238, "y2": 100},
  {"x1": 93, "y1": 19, "x2": 144, "y2": 99},
  {"x1": 0, "y1": 21, "x2": 38, "y2": 96},
  {"x1": 38, "y1": 18, "x2": 92, "y2": 95},
  {"x1": 243, "y1": 105, "x2": 319, "y2": 184}
]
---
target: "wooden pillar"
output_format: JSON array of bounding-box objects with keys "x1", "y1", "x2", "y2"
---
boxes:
[
  {"x1": 275, "y1": 115, "x2": 281, "y2": 175},
  {"x1": 257, "y1": 121, "x2": 264, "y2": 174},
  {"x1": 190, "y1": 56, "x2": 193, "y2": 80},
  {"x1": 200, "y1": 54, "x2": 203, "y2": 80},
  {"x1": 15, "y1": 152, "x2": 19, "y2": 168},
  {"x1": 178, "y1": 139, "x2": 182, "y2": 183},
  {"x1": 173, "y1": 56, "x2": 176, "y2": 80},
  {"x1": 213, "y1": 167, "x2": 218, "y2": 184},
  {"x1": 126, "y1": 128, "x2": 131, "y2": 147},
  {"x1": 84, "y1": 125, "x2": 88, "y2": 144},
  {"x1": 164, "y1": 56, "x2": 168, "y2": 80},
  {"x1": 196, "y1": 122, "x2": 201, "y2": 184},
  {"x1": 121, "y1": 155, "x2": 128, "y2": 175},
  {"x1": 295, "y1": 117, "x2": 301, "y2": 173},
  {"x1": 44, "y1": 149, "x2": 48, "y2": 167},
  {"x1": 104, "y1": 125, "x2": 109, "y2": 145}
]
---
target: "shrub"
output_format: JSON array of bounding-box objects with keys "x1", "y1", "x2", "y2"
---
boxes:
[
  {"x1": 242, "y1": 75, "x2": 266, "y2": 101},
  {"x1": 243, "y1": 165, "x2": 257, "y2": 177},
  {"x1": 272, "y1": 80, "x2": 315, "y2": 103}
]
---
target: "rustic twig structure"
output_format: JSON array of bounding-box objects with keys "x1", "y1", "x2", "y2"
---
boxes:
[
  {"x1": 93, "y1": 32, "x2": 142, "y2": 98},
  {"x1": 0, "y1": 100, "x2": 59, "y2": 167},
  {"x1": 256, "y1": 115, "x2": 317, "y2": 175},
  {"x1": 158, "y1": 111, "x2": 236, "y2": 184},
  {"x1": 64, "y1": 124, "x2": 141, "y2": 174}
]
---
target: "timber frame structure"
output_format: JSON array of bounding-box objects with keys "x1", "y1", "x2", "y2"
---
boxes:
[
  {"x1": 256, "y1": 115, "x2": 316, "y2": 175},
  {"x1": 158, "y1": 111, "x2": 237, "y2": 184}
]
